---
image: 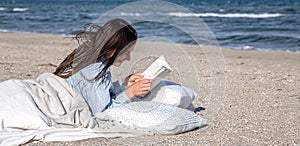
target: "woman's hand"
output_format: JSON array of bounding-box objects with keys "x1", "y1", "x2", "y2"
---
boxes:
[
  {"x1": 123, "y1": 73, "x2": 144, "y2": 87},
  {"x1": 125, "y1": 78, "x2": 152, "y2": 99}
]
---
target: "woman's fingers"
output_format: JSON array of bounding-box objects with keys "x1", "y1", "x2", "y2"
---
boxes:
[
  {"x1": 129, "y1": 73, "x2": 144, "y2": 81},
  {"x1": 140, "y1": 86, "x2": 151, "y2": 92},
  {"x1": 138, "y1": 79, "x2": 152, "y2": 89},
  {"x1": 126, "y1": 73, "x2": 144, "y2": 87},
  {"x1": 126, "y1": 79, "x2": 152, "y2": 97}
]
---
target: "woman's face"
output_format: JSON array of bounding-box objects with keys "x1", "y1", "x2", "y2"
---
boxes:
[{"x1": 113, "y1": 45, "x2": 134, "y2": 67}]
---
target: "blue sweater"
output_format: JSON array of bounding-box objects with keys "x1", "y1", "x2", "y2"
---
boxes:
[{"x1": 66, "y1": 59, "x2": 131, "y2": 115}]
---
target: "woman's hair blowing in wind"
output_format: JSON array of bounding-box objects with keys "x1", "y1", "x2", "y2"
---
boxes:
[{"x1": 54, "y1": 18, "x2": 137, "y2": 80}]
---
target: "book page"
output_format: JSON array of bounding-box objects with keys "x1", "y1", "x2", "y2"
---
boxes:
[{"x1": 142, "y1": 56, "x2": 173, "y2": 89}]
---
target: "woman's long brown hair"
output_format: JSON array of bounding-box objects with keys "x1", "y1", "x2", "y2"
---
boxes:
[{"x1": 54, "y1": 18, "x2": 137, "y2": 80}]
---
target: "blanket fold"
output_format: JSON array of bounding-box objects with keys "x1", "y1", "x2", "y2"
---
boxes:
[{"x1": 14, "y1": 73, "x2": 96, "y2": 128}]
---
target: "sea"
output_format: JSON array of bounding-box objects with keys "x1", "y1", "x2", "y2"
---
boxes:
[{"x1": 0, "y1": 0, "x2": 299, "y2": 52}]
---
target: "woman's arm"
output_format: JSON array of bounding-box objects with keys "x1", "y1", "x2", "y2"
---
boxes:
[
  {"x1": 112, "y1": 73, "x2": 143, "y2": 92},
  {"x1": 112, "y1": 73, "x2": 151, "y2": 102},
  {"x1": 125, "y1": 79, "x2": 152, "y2": 99},
  {"x1": 109, "y1": 78, "x2": 152, "y2": 109}
]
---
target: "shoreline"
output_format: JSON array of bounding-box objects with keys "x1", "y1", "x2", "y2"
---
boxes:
[
  {"x1": 0, "y1": 30, "x2": 299, "y2": 53},
  {"x1": 0, "y1": 32, "x2": 299, "y2": 145}
]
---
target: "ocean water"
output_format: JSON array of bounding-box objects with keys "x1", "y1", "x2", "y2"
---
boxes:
[{"x1": 0, "y1": 0, "x2": 299, "y2": 52}]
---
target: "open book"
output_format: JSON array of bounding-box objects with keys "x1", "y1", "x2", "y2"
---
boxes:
[{"x1": 142, "y1": 55, "x2": 173, "y2": 90}]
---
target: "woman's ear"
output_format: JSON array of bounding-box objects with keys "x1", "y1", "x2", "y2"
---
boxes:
[{"x1": 105, "y1": 49, "x2": 116, "y2": 59}]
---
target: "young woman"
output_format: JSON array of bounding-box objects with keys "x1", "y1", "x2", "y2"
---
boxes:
[{"x1": 54, "y1": 18, "x2": 152, "y2": 115}]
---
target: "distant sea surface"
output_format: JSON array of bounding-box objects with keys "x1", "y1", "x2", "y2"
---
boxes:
[{"x1": 0, "y1": 0, "x2": 299, "y2": 52}]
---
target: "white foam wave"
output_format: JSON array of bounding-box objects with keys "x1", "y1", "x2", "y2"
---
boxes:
[
  {"x1": 241, "y1": 45, "x2": 255, "y2": 50},
  {"x1": 120, "y1": 12, "x2": 141, "y2": 16},
  {"x1": 0, "y1": 7, "x2": 6, "y2": 11},
  {"x1": 13, "y1": 7, "x2": 29, "y2": 12},
  {"x1": 168, "y1": 12, "x2": 283, "y2": 18},
  {"x1": 0, "y1": 29, "x2": 8, "y2": 32}
]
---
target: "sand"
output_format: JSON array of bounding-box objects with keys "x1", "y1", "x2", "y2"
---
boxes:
[{"x1": 0, "y1": 32, "x2": 299, "y2": 145}]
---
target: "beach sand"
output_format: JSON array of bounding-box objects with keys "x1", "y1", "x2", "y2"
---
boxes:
[{"x1": 0, "y1": 32, "x2": 299, "y2": 145}]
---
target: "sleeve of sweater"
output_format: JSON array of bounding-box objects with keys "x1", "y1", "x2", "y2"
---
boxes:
[{"x1": 108, "y1": 79, "x2": 132, "y2": 109}]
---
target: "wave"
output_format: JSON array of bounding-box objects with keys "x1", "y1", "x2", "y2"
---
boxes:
[
  {"x1": 0, "y1": 7, "x2": 6, "y2": 11},
  {"x1": 120, "y1": 12, "x2": 141, "y2": 16},
  {"x1": 0, "y1": 29, "x2": 8, "y2": 32},
  {"x1": 12, "y1": 8, "x2": 29, "y2": 12},
  {"x1": 115, "y1": 12, "x2": 283, "y2": 18},
  {"x1": 168, "y1": 12, "x2": 283, "y2": 18},
  {"x1": 239, "y1": 45, "x2": 299, "y2": 52},
  {"x1": 241, "y1": 45, "x2": 255, "y2": 50}
]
